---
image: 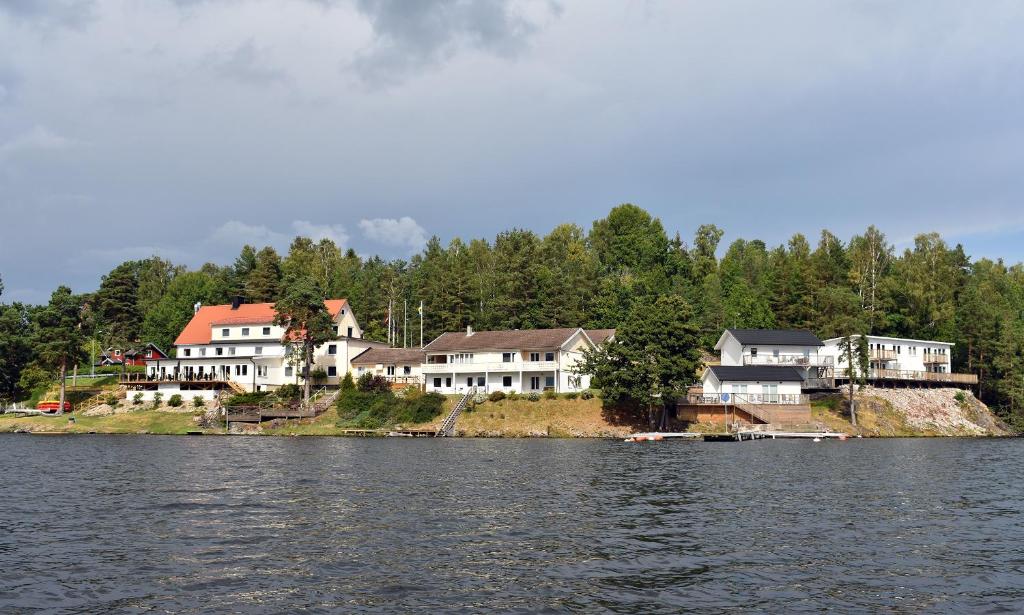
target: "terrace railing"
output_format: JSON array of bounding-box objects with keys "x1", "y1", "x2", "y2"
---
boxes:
[
  {"x1": 686, "y1": 393, "x2": 810, "y2": 406},
  {"x1": 836, "y1": 368, "x2": 976, "y2": 385},
  {"x1": 742, "y1": 355, "x2": 834, "y2": 367}
]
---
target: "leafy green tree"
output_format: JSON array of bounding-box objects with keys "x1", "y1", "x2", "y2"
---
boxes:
[
  {"x1": 837, "y1": 334, "x2": 870, "y2": 425},
  {"x1": 848, "y1": 226, "x2": 892, "y2": 333},
  {"x1": 274, "y1": 276, "x2": 334, "y2": 405},
  {"x1": 0, "y1": 302, "x2": 34, "y2": 402},
  {"x1": 96, "y1": 262, "x2": 142, "y2": 345},
  {"x1": 142, "y1": 270, "x2": 227, "y2": 354},
  {"x1": 36, "y1": 287, "x2": 86, "y2": 413},
  {"x1": 578, "y1": 294, "x2": 701, "y2": 430}
]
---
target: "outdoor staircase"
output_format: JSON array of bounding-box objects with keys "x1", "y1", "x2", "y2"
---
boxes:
[
  {"x1": 733, "y1": 402, "x2": 774, "y2": 425},
  {"x1": 435, "y1": 387, "x2": 476, "y2": 437},
  {"x1": 307, "y1": 386, "x2": 340, "y2": 416},
  {"x1": 226, "y1": 380, "x2": 247, "y2": 395}
]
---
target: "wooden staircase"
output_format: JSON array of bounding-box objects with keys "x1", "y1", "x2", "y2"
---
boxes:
[
  {"x1": 226, "y1": 380, "x2": 247, "y2": 395},
  {"x1": 734, "y1": 402, "x2": 774, "y2": 425},
  {"x1": 435, "y1": 387, "x2": 476, "y2": 437}
]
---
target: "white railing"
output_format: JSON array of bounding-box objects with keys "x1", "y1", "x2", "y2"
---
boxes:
[
  {"x1": 687, "y1": 393, "x2": 810, "y2": 405},
  {"x1": 422, "y1": 360, "x2": 558, "y2": 373},
  {"x1": 742, "y1": 354, "x2": 834, "y2": 367}
]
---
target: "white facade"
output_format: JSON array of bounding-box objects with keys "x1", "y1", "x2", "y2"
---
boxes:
[
  {"x1": 145, "y1": 301, "x2": 383, "y2": 395},
  {"x1": 422, "y1": 329, "x2": 596, "y2": 395},
  {"x1": 715, "y1": 332, "x2": 830, "y2": 368},
  {"x1": 701, "y1": 370, "x2": 804, "y2": 400},
  {"x1": 822, "y1": 335, "x2": 953, "y2": 375}
]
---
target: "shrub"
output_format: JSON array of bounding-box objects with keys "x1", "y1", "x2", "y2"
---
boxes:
[
  {"x1": 133, "y1": 392, "x2": 144, "y2": 405},
  {"x1": 488, "y1": 390, "x2": 507, "y2": 403},
  {"x1": 151, "y1": 392, "x2": 163, "y2": 408},
  {"x1": 225, "y1": 391, "x2": 272, "y2": 407},
  {"x1": 954, "y1": 390, "x2": 968, "y2": 404},
  {"x1": 506, "y1": 391, "x2": 520, "y2": 401},
  {"x1": 167, "y1": 394, "x2": 183, "y2": 407},
  {"x1": 336, "y1": 387, "x2": 446, "y2": 428},
  {"x1": 192, "y1": 396, "x2": 205, "y2": 408},
  {"x1": 310, "y1": 368, "x2": 328, "y2": 383},
  {"x1": 340, "y1": 372, "x2": 356, "y2": 391},
  {"x1": 527, "y1": 392, "x2": 541, "y2": 402},
  {"x1": 397, "y1": 392, "x2": 446, "y2": 424},
  {"x1": 94, "y1": 365, "x2": 146, "y2": 375},
  {"x1": 275, "y1": 384, "x2": 301, "y2": 401},
  {"x1": 356, "y1": 372, "x2": 391, "y2": 394},
  {"x1": 543, "y1": 390, "x2": 557, "y2": 400},
  {"x1": 580, "y1": 389, "x2": 594, "y2": 400},
  {"x1": 564, "y1": 391, "x2": 579, "y2": 400}
]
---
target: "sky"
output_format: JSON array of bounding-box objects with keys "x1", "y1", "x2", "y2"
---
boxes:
[{"x1": 2, "y1": 0, "x2": 1023, "y2": 304}]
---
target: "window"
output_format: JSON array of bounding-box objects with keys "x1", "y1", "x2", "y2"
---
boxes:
[
  {"x1": 229, "y1": 347, "x2": 236, "y2": 356},
  {"x1": 222, "y1": 328, "x2": 229, "y2": 337},
  {"x1": 241, "y1": 328, "x2": 249, "y2": 336},
  {"x1": 334, "y1": 325, "x2": 339, "y2": 335},
  {"x1": 545, "y1": 352, "x2": 555, "y2": 362},
  {"x1": 387, "y1": 365, "x2": 396, "y2": 376},
  {"x1": 216, "y1": 347, "x2": 223, "y2": 356},
  {"x1": 184, "y1": 349, "x2": 191, "y2": 357},
  {"x1": 433, "y1": 377, "x2": 442, "y2": 388},
  {"x1": 530, "y1": 376, "x2": 540, "y2": 390},
  {"x1": 502, "y1": 352, "x2": 514, "y2": 362},
  {"x1": 234, "y1": 365, "x2": 240, "y2": 376},
  {"x1": 263, "y1": 327, "x2": 271, "y2": 335},
  {"x1": 285, "y1": 367, "x2": 293, "y2": 377},
  {"x1": 328, "y1": 366, "x2": 337, "y2": 377},
  {"x1": 451, "y1": 353, "x2": 473, "y2": 364},
  {"x1": 503, "y1": 376, "x2": 513, "y2": 387},
  {"x1": 445, "y1": 377, "x2": 452, "y2": 388},
  {"x1": 146, "y1": 351, "x2": 153, "y2": 358},
  {"x1": 255, "y1": 347, "x2": 262, "y2": 355},
  {"x1": 341, "y1": 308, "x2": 346, "y2": 315},
  {"x1": 545, "y1": 376, "x2": 555, "y2": 389},
  {"x1": 773, "y1": 349, "x2": 780, "y2": 358},
  {"x1": 347, "y1": 327, "x2": 354, "y2": 337},
  {"x1": 529, "y1": 352, "x2": 540, "y2": 362},
  {"x1": 751, "y1": 348, "x2": 758, "y2": 357},
  {"x1": 404, "y1": 366, "x2": 412, "y2": 375},
  {"x1": 328, "y1": 344, "x2": 337, "y2": 355},
  {"x1": 200, "y1": 348, "x2": 206, "y2": 357},
  {"x1": 477, "y1": 376, "x2": 485, "y2": 386},
  {"x1": 241, "y1": 365, "x2": 247, "y2": 376},
  {"x1": 467, "y1": 377, "x2": 474, "y2": 386}
]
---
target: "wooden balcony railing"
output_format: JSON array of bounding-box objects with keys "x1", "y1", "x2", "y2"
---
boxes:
[
  {"x1": 686, "y1": 393, "x2": 810, "y2": 406},
  {"x1": 836, "y1": 368, "x2": 976, "y2": 385},
  {"x1": 869, "y1": 349, "x2": 897, "y2": 360},
  {"x1": 742, "y1": 355, "x2": 834, "y2": 367}
]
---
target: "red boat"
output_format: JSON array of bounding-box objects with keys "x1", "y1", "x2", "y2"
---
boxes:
[{"x1": 36, "y1": 401, "x2": 72, "y2": 414}]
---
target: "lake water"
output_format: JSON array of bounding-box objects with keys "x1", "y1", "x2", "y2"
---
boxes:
[{"x1": 1, "y1": 436, "x2": 1022, "y2": 613}]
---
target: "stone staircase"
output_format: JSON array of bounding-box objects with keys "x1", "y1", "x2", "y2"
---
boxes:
[{"x1": 435, "y1": 387, "x2": 476, "y2": 437}]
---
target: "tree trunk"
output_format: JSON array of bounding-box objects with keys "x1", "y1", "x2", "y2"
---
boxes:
[
  {"x1": 59, "y1": 359, "x2": 67, "y2": 415},
  {"x1": 303, "y1": 340, "x2": 313, "y2": 406}
]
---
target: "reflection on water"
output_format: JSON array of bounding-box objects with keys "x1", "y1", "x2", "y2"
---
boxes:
[{"x1": 1, "y1": 436, "x2": 1022, "y2": 613}]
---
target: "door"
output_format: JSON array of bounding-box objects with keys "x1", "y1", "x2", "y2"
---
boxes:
[{"x1": 764, "y1": 384, "x2": 779, "y2": 403}]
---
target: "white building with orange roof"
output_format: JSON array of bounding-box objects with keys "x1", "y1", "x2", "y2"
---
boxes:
[{"x1": 133, "y1": 297, "x2": 385, "y2": 400}]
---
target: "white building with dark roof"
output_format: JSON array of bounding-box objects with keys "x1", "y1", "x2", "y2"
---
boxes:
[
  {"x1": 421, "y1": 326, "x2": 612, "y2": 394},
  {"x1": 351, "y1": 347, "x2": 426, "y2": 387}
]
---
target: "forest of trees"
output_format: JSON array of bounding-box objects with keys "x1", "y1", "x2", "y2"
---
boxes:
[{"x1": 1, "y1": 204, "x2": 1023, "y2": 421}]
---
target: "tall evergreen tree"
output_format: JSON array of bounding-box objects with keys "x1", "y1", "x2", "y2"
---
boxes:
[
  {"x1": 36, "y1": 286, "x2": 86, "y2": 413},
  {"x1": 274, "y1": 276, "x2": 334, "y2": 405},
  {"x1": 96, "y1": 262, "x2": 142, "y2": 347},
  {"x1": 247, "y1": 247, "x2": 283, "y2": 302}
]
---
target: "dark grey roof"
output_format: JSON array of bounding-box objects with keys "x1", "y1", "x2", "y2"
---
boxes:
[
  {"x1": 726, "y1": 329, "x2": 823, "y2": 347},
  {"x1": 351, "y1": 347, "x2": 426, "y2": 365},
  {"x1": 707, "y1": 366, "x2": 806, "y2": 382},
  {"x1": 423, "y1": 328, "x2": 583, "y2": 352}
]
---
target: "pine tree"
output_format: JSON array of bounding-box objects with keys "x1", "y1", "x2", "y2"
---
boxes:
[
  {"x1": 274, "y1": 276, "x2": 334, "y2": 405},
  {"x1": 247, "y1": 247, "x2": 282, "y2": 302},
  {"x1": 36, "y1": 287, "x2": 86, "y2": 413},
  {"x1": 96, "y1": 263, "x2": 142, "y2": 346}
]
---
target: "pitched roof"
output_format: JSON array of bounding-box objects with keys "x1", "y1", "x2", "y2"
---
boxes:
[
  {"x1": 721, "y1": 329, "x2": 824, "y2": 347},
  {"x1": 585, "y1": 329, "x2": 617, "y2": 343},
  {"x1": 174, "y1": 299, "x2": 348, "y2": 346},
  {"x1": 351, "y1": 347, "x2": 426, "y2": 365},
  {"x1": 423, "y1": 328, "x2": 584, "y2": 352},
  {"x1": 706, "y1": 365, "x2": 806, "y2": 382}
]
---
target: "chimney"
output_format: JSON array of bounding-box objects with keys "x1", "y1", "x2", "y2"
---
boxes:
[
  {"x1": 231, "y1": 296, "x2": 242, "y2": 310},
  {"x1": 193, "y1": 302, "x2": 202, "y2": 314},
  {"x1": 466, "y1": 325, "x2": 474, "y2": 337}
]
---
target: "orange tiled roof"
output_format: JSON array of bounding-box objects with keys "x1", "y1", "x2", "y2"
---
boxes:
[{"x1": 174, "y1": 299, "x2": 348, "y2": 346}]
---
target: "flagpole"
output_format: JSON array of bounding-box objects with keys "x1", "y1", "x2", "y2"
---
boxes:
[
  {"x1": 404, "y1": 300, "x2": 408, "y2": 348},
  {"x1": 419, "y1": 300, "x2": 424, "y2": 348}
]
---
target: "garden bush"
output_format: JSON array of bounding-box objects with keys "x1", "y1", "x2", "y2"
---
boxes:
[
  {"x1": 167, "y1": 394, "x2": 183, "y2": 407},
  {"x1": 310, "y1": 368, "x2": 328, "y2": 383},
  {"x1": 224, "y1": 391, "x2": 272, "y2": 407},
  {"x1": 580, "y1": 389, "x2": 595, "y2": 400},
  {"x1": 337, "y1": 387, "x2": 446, "y2": 428},
  {"x1": 356, "y1": 372, "x2": 391, "y2": 394},
  {"x1": 542, "y1": 390, "x2": 557, "y2": 400},
  {"x1": 275, "y1": 384, "x2": 301, "y2": 400},
  {"x1": 193, "y1": 396, "x2": 205, "y2": 408},
  {"x1": 151, "y1": 392, "x2": 163, "y2": 408},
  {"x1": 527, "y1": 392, "x2": 541, "y2": 402},
  {"x1": 132, "y1": 392, "x2": 143, "y2": 405},
  {"x1": 488, "y1": 390, "x2": 507, "y2": 403},
  {"x1": 563, "y1": 391, "x2": 579, "y2": 400}
]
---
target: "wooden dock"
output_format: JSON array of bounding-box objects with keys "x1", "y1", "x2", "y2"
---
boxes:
[{"x1": 625, "y1": 430, "x2": 851, "y2": 442}]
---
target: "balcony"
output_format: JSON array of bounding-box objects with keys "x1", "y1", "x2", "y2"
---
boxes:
[
  {"x1": 922, "y1": 353, "x2": 946, "y2": 365},
  {"x1": 422, "y1": 360, "x2": 558, "y2": 374},
  {"x1": 870, "y1": 349, "x2": 897, "y2": 360},
  {"x1": 836, "y1": 368, "x2": 976, "y2": 385},
  {"x1": 742, "y1": 354, "x2": 833, "y2": 367},
  {"x1": 686, "y1": 393, "x2": 810, "y2": 405}
]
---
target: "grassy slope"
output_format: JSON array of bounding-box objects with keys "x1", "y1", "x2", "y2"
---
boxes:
[
  {"x1": 0, "y1": 410, "x2": 207, "y2": 435},
  {"x1": 411, "y1": 397, "x2": 634, "y2": 437}
]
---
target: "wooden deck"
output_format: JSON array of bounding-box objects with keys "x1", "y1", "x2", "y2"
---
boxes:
[{"x1": 835, "y1": 368, "x2": 977, "y2": 385}]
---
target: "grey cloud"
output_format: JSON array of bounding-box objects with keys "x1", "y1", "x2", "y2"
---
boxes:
[
  {"x1": 211, "y1": 40, "x2": 290, "y2": 86},
  {"x1": 352, "y1": 0, "x2": 548, "y2": 85},
  {"x1": 0, "y1": 0, "x2": 94, "y2": 26}
]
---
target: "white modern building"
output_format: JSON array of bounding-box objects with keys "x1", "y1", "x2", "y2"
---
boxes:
[
  {"x1": 822, "y1": 335, "x2": 953, "y2": 376},
  {"x1": 700, "y1": 365, "x2": 806, "y2": 403},
  {"x1": 351, "y1": 347, "x2": 426, "y2": 387},
  {"x1": 132, "y1": 298, "x2": 384, "y2": 400},
  {"x1": 713, "y1": 328, "x2": 832, "y2": 388},
  {"x1": 421, "y1": 327, "x2": 614, "y2": 395}
]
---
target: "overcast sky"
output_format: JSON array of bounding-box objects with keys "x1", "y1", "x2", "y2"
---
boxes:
[{"x1": 2, "y1": 0, "x2": 1023, "y2": 303}]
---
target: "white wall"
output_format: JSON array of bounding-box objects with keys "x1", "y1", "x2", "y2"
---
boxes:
[{"x1": 823, "y1": 336, "x2": 953, "y2": 374}]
